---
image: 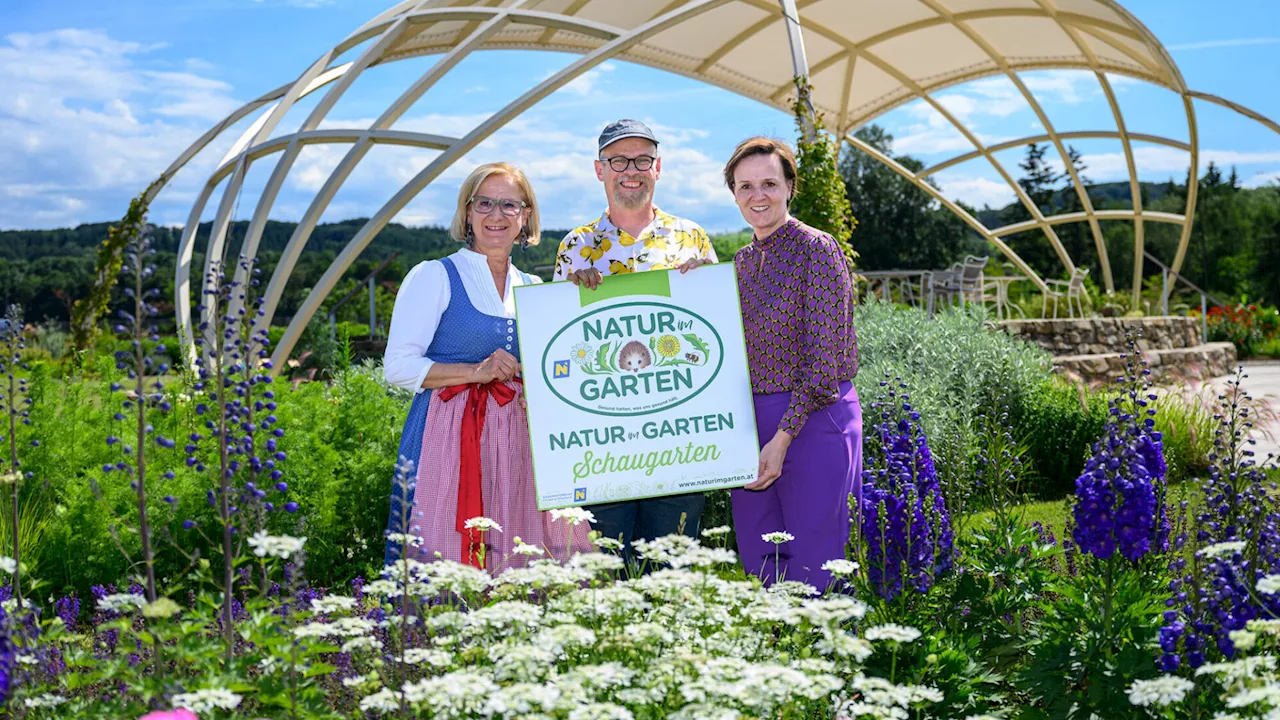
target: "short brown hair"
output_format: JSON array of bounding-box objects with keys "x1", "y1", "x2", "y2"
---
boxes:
[
  {"x1": 723, "y1": 136, "x2": 798, "y2": 200},
  {"x1": 449, "y1": 162, "x2": 541, "y2": 246}
]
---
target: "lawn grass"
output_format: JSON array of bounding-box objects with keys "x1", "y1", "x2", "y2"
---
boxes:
[{"x1": 958, "y1": 479, "x2": 1207, "y2": 541}]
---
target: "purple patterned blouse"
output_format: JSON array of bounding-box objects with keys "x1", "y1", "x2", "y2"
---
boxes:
[{"x1": 734, "y1": 217, "x2": 859, "y2": 438}]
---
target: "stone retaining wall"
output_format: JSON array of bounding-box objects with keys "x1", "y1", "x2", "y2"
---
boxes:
[
  {"x1": 997, "y1": 317, "x2": 1201, "y2": 355},
  {"x1": 1053, "y1": 343, "x2": 1237, "y2": 385}
]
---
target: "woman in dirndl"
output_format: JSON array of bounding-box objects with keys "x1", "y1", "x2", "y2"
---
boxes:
[{"x1": 382, "y1": 162, "x2": 593, "y2": 569}]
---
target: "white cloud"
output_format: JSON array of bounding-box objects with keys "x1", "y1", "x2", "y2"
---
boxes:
[
  {"x1": 930, "y1": 173, "x2": 1016, "y2": 210},
  {"x1": 1167, "y1": 37, "x2": 1280, "y2": 52},
  {"x1": 1244, "y1": 171, "x2": 1280, "y2": 189},
  {"x1": 1039, "y1": 146, "x2": 1280, "y2": 182},
  {"x1": 888, "y1": 71, "x2": 1123, "y2": 158},
  {"x1": 541, "y1": 62, "x2": 617, "y2": 97},
  {"x1": 0, "y1": 29, "x2": 242, "y2": 227}
]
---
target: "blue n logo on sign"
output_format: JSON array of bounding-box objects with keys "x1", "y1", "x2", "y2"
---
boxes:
[
  {"x1": 573, "y1": 488, "x2": 587, "y2": 502},
  {"x1": 553, "y1": 360, "x2": 571, "y2": 378}
]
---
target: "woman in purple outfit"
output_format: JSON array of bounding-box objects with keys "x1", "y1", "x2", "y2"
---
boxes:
[{"x1": 723, "y1": 136, "x2": 862, "y2": 591}]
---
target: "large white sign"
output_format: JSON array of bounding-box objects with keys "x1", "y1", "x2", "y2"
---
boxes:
[{"x1": 513, "y1": 264, "x2": 759, "y2": 510}]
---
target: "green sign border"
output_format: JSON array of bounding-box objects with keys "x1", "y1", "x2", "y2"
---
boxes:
[{"x1": 540, "y1": 301, "x2": 726, "y2": 418}]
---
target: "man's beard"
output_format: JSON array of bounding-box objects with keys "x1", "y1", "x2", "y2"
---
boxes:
[{"x1": 610, "y1": 177, "x2": 652, "y2": 209}]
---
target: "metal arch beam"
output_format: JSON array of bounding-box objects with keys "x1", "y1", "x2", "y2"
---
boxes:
[
  {"x1": 225, "y1": 17, "x2": 419, "y2": 325},
  {"x1": 836, "y1": 53, "x2": 855, "y2": 137},
  {"x1": 772, "y1": 7, "x2": 1172, "y2": 105},
  {"x1": 844, "y1": 132, "x2": 1049, "y2": 294},
  {"x1": 196, "y1": 43, "x2": 347, "y2": 337},
  {"x1": 989, "y1": 210, "x2": 1185, "y2": 237},
  {"x1": 255, "y1": 5, "x2": 533, "y2": 337},
  {"x1": 919, "y1": 131, "x2": 1189, "y2": 177},
  {"x1": 269, "y1": 0, "x2": 736, "y2": 370},
  {"x1": 1163, "y1": 93, "x2": 1199, "y2": 307},
  {"x1": 177, "y1": 1, "x2": 631, "y2": 354},
  {"x1": 1187, "y1": 90, "x2": 1280, "y2": 138},
  {"x1": 919, "y1": 0, "x2": 1112, "y2": 292},
  {"x1": 1069, "y1": 23, "x2": 1170, "y2": 84},
  {"x1": 765, "y1": 7, "x2": 1076, "y2": 274},
  {"x1": 1031, "y1": 0, "x2": 1143, "y2": 305},
  {"x1": 1157, "y1": 91, "x2": 1280, "y2": 305},
  {"x1": 171, "y1": 129, "x2": 459, "y2": 354},
  {"x1": 145, "y1": 64, "x2": 354, "y2": 208},
  {"x1": 538, "y1": 0, "x2": 592, "y2": 44}
]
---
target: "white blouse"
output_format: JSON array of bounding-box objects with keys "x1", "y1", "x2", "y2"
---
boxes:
[{"x1": 383, "y1": 248, "x2": 543, "y2": 393}]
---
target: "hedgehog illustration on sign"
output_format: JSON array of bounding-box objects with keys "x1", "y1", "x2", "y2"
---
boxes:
[{"x1": 617, "y1": 340, "x2": 652, "y2": 372}]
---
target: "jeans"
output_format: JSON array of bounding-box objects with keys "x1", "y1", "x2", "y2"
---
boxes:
[{"x1": 586, "y1": 492, "x2": 706, "y2": 569}]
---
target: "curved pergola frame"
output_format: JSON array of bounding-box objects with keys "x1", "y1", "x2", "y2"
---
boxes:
[{"x1": 155, "y1": 0, "x2": 1280, "y2": 371}]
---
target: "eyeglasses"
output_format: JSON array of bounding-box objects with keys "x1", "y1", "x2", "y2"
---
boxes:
[
  {"x1": 601, "y1": 154, "x2": 656, "y2": 173},
  {"x1": 470, "y1": 195, "x2": 526, "y2": 217}
]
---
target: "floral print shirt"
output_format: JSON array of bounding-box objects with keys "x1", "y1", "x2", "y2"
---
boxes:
[
  {"x1": 735, "y1": 217, "x2": 859, "y2": 438},
  {"x1": 553, "y1": 207, "x2": 717, "y2": 279}
]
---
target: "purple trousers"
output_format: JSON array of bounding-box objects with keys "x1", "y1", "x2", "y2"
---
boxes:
[{"x1": 732, "y1": 381, "x2": 862, "y2": 591}]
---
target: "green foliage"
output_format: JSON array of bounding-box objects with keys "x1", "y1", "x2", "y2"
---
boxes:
[
  {"x1": 69, "y1": 179, "x2": 161, "y2": 352},
  {"x1": 790, "y1": 76, "x2": 857, "y2": 268},
  {"x1": 1011, "y1": 378, "x2": 1109, "y2": 497},
  {"x1": 851, "y1": 300, "x2": 1054, "y2": 504},
  {"x1": 18, "y1": 359, "x2": 407, "y2": 599},
  {"x1": 839, "y1": 126, "x2": 984, "y2": 271},
  {"x1": 1016, "y1": 560, "x2": 1167, "y2": 720}
]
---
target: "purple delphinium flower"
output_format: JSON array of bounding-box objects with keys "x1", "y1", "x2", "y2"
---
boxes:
[
  {"x1": 1071, "y1": 333, "x2": 1167, "y2": 564},
  {"x1": 857, "y1": 378, "x2": 955, "y2": 600},
  {"x1": 1157, "y1": 367, "x2": 1280, "y2": 671},
  {"x1": 54, "y1": 594, "x2": 80, "y2": 631},
  {"x1": 0, "y1": 604, "x2": 12, "y2": 706}
]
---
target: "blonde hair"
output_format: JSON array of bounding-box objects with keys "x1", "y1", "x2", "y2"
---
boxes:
[
  {"x1": 448, "y1": 162, "x2": 541, "y2": 246},
  {"x1": 723, "y1": 136, "x2": 798, "y2": 201}
]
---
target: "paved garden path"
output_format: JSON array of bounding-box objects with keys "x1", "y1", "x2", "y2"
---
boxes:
[{"x1": 1204, "y1": 361, "x2": 1280, "y2": 467}]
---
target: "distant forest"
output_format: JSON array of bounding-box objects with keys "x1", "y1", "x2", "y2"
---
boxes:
[{"x1": 4, "y1": 124, "x2": 1279, "y2": 329}]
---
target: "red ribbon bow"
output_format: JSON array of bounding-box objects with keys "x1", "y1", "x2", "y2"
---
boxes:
[{"x1": 437, "y1": 378, "x2": 522, "y2": 568}]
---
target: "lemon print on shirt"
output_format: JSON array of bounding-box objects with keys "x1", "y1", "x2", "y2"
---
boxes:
[
  {"x1": 643, "y1": 234, "x2": 670, "y2": 252},
  {"x1": 609, "y1": 258, "x2": 637, "y2": 274},
  {"x1": 674, "y1": 230, "x2": 702, "y2": 251},
  {"x1": 618, "y1": 232, "x2": 640, "y2": 247},
  {"x1": 580, "y1": 236, "x2": 612, "y2": 263}
]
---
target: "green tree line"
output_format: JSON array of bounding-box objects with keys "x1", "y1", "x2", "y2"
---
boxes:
[{"x1": 5, "y1": 127, "x2": 1280, "y2": 327}]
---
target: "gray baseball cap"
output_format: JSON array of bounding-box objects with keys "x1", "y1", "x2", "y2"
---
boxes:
[{"x1": 597, "y1": 119, "x2": 659, "y2": 153}]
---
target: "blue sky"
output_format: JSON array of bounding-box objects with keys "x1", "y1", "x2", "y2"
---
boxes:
[{"x1": 2, "y1": 0, "x2": 1279, "y2": 233}]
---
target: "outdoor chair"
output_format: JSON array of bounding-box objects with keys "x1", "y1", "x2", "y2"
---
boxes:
[
  {"x1": 925, "y1": 266, "x2": 960, "y2": 315},
  {"x1": 1042, "y1": 267, "x2": 1090, "y2": 318},
  {"x1": 957, "y1": 255, "x2": 990, "y2": 306}
]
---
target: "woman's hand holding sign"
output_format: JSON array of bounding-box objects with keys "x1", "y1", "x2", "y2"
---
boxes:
[
  {"x1": 745, "y1": 430, "x2": 792, "y2": 491},
  {"x1": 471, "y1": 348, "x2": 521, "y2": 384}
]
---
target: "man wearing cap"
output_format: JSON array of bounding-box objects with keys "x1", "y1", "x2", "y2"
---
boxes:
[{"x1": 553, "y1": 119, "x2": 717, "y2": 564}]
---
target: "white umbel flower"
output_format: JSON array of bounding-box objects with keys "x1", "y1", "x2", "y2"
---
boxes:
[
  {"x1": 248, "y1": 531, "x2": 307, "y2": 559},
  {"x1": 701, "y1": 526, "x2": 731, "y2": 537},
  {"x1": 311, "y1": 595, "x2": 359, "y2": 614},
  {"x1": 1257, "y1": 574, "x2": 1280, "y2": 595},
  {"x1": 550, "y1": 507, "x2": 596, "y2": 526},
  {"x1": 0, "y1": 556, "x2": 16, "y2": 574},
  {"x1": 821, "y1": 559, "x2": 859, "y2": 576},
  {"x1": 360, "y1": 688, "x2": 403, "y2": 714},
  {"x1": 173, "y1": 688, "x2": 243, "y2": 713},
  {"x1": 864, "y1": 624, "x2": 923, "y2": 644},
  {"x1": 97, "y1": 593, "x2": 146, "y2": 613},
  {"x1": 1127, "y1": 675, "x2": 1194, "y2": 706},
  {"x1": 762, "y1": 531, "x2": 795, "y2": 544},
  {"x1": 23, "y1": 694, "x2": 67, "y2": 709},
  {"x1": 464, "y1": 516, "x2": 503, "y2": 532},
  {"x1": 1197, "y1": 540, "x2": 1246, "y2": 559}
]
